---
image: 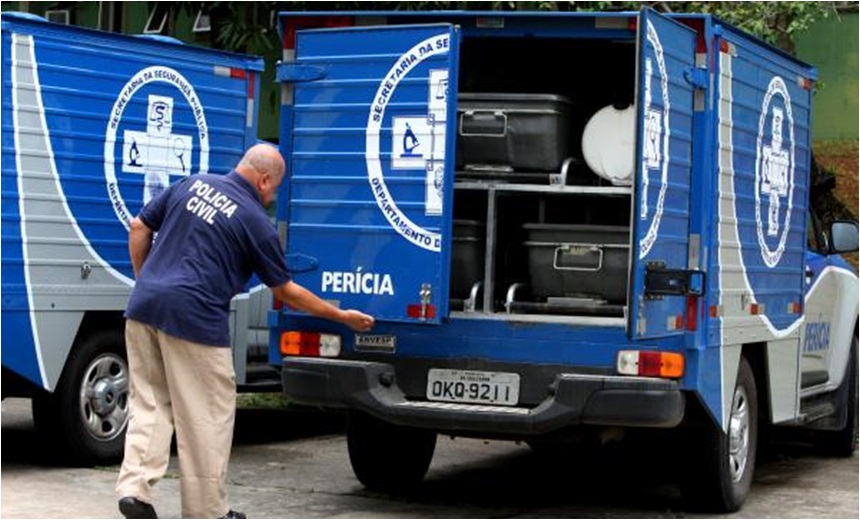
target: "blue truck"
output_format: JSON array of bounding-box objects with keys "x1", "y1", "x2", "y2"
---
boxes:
[
  {"x1": 270, "y1": 9, "x2": 859, "y2": 511},
  {"x1": 1, "y1": 12, "x2": 276, "y2": 465}
]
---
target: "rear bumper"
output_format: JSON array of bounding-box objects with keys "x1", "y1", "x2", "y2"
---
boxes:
[{"x1": 282, "y1": 358, "x2": 684, "y2": 435}]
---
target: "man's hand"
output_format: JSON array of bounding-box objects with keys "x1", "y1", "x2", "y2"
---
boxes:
[
  {"x1": 341, "y1": 309, "x2": 375, "y2": 332},
  {"x1": 273, "y1": 281, "x2": 375, "y2": 331}
]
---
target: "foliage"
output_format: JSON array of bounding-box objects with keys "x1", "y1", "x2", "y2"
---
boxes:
[
  {"x1": 678, "y1": 2, "x2": 837, "y2": 52},
  {"x1": 170, "y1": 1, "x2": 279, "y2": 55},
  {"x1": 547, "y1": 2, "x2": 836, "y2": 52},
  {"x1": 236, "y1": 392, "x2": 291, "y2": 409},
  {"x1": 172, "y1": 1, "x2": 837, "y2": 56}
]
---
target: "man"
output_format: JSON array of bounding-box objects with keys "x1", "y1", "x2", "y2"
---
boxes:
[{"x1": 116, "y1": 144, "x2": 374, "y2": 519}]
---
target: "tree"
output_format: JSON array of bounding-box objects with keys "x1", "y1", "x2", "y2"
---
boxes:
[
  {"x1": 164, "y1": 2, "x2": 836, "y2": 56},
  {"x1": 677, "y1": 2, "x2": 836, "y2": 53},
  {"x1": 574, "y1": 2, "x2": 836, "y2": 53}
]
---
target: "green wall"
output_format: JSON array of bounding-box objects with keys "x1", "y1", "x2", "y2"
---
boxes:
[{"x1": 796, "y1": 13, "x2": 859, "y2": 141}]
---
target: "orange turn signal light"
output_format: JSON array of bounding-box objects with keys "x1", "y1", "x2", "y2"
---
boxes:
[
  {"x1": 280, "y1": 331, "x2": 302, "y2": 356},
  {"x1": 658, "y1": 352, "x2": 685, "y2": 378}
]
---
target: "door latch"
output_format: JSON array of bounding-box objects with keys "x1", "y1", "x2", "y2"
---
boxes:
[
  {"x1": 645, "y1": 262, "x2": 706, "y2": 298},
  {"x1": 419, "y1": 283, "x2": 432, "y2": 319}
]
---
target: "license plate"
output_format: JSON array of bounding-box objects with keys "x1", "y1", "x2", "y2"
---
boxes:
[{"x1": 426, "y1": 369, "x2": 520, "y2": 406}]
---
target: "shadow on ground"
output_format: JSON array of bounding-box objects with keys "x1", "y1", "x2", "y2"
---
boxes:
[
  {"x1": 3, "y1": 400, "x2": 849, "y2": 517},
  {"x1": 233, "y1": 405, "x2": 345, "y2": 445},
  {"x1": 0, "y1": 400, "x2": 345, "y2": 467},
  {"x1": 350, "y1": 429, "x2": 846, "y2": 516}
]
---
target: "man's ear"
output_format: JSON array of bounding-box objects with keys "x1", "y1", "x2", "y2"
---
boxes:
[{"x1": 257, "y1": 173, "x2": 268, "y2": 192}]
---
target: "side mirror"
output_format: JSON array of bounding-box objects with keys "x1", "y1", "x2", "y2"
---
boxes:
[{"x1": 829, "y1": 220, "x2": 859, "y2": 254}]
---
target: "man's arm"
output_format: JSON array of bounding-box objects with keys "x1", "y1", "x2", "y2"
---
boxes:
[
  {"x1": 272, "y1": 280, "x2": 374, "y2": 332},
  {"x1": 128, "y1": 217, "x2": 154, "y2": 278}
]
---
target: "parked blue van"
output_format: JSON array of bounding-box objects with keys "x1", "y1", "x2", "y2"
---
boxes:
[
  {"x1": 1, "y1": 12, "x2": 268, "y2": 465},
  {"x1": 270, "y1": 9, "x2": 859, "y2": 512}
]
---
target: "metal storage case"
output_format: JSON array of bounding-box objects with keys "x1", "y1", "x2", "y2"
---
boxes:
[
  {"x1": 522, "y1": 224, "x2": 630, "y2": 303},
  {"x1": 456, "y1": 93, "x2": 574, "y2": 173},
  {"x1": 451, "y1": 220, "x2": 485, "y2": 300}
]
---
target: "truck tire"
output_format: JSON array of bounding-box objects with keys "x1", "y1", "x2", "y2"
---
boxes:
[
  {"x1": 812, "y1": 332, "x2": 858, "y2": 457},
  {"x1": 32, "y1": 330, "x2": 129, "y2": 466},
  {"x1": 347, "y1": 412, "x2": 436, "y2": 492},
  {"x1": 681, "y1": 357, "x2": 758, "y2": 513}
]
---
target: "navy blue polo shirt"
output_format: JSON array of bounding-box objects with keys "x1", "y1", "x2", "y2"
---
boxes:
[{"x1": 125, "y1": 171, "x2": 290, "y2": 347}]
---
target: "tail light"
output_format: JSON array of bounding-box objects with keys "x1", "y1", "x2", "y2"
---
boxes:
[
  {"x1": 617, "y1": 350, "x2": 684, "y2": 379},
  {"x1": 280, "y1": 331, "x2": 341, "y2": 357}
]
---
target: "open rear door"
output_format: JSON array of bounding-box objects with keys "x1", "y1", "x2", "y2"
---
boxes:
[
  {"x1": 280, "y1": 24, "x2": 460, "y2": 324},
  {"x1": 629, "y1": 8, "x2": 698, "y2": 339}
]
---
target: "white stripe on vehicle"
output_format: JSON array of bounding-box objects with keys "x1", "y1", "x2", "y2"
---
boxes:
[{"x1": 11, "y1": 33, "x2": 49, "y2": 390}]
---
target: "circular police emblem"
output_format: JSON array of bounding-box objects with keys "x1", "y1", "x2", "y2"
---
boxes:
[
  {"x1": 754, "y1": 76, "x2": 795, "y2": 268},
  {"x1": 366, "y1": 33, "x2": 450, "y2": 253},
  {"x1": 104, "y1": 66, "x2": 210, "y2": 229},
  {"x1": 639, "y1": 20, "x2": 671, "y2": 260}
]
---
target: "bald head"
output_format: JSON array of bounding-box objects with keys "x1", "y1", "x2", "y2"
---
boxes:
[
  {"x1": 237, "y1": 144, "x2": 285, "y2": 181},
  {"x1": 236, "y1": 144, "x2": 285, "y2": 206}
]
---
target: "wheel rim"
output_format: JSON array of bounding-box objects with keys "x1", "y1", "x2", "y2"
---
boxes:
[
  {"x1": 79, "y1": 353, "x2": 129, "y2": 442},
  {"x1": 728, "y1": 383, "x2": 750, "y2": 483}
]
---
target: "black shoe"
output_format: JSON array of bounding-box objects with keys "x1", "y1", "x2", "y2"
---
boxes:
[
  {"x1": 219, "y1": 511, "x2": 246, "y2": 519},
  {"x1": 118, "y1": 497, "x2": 158, "y2": 519}
]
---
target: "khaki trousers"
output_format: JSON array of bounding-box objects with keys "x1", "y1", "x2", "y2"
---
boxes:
[{"x1": 116, "y1": 319, "x2": 236, "y2": 518}]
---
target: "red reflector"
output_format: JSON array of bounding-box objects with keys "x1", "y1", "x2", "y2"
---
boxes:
[
  {"x1": 685, "y1": 19, "x2": 707, "y2": 54},
  {"x1": 300, "y1": 333, "x2": 320, "y2": 357},
  {"x1": 639, "y1": 351, "x2": 662, "y2": 377},
  {"x1": 247, "y1": 71, "x2": 255, "y2": 99},
  {"x1": 407, "y1": 304, "x2": 436, "y2": 319},
  {"x1": 282, "y1": 16, "x2": 354, "y2": 50},
  {"x1": 627, "y1": 18, "x2": 637, "y2": 31},
  {"x1": 709, "y1": 305, "x2": 720, "y2": 318},
  {"x1": 685, "y1": 295, "x2": 698, "y2": 331},
  {"x1": 230, "y1": 68, "x2": 247, "y2": 80},
  {"x1": 290, "y1": 332, "x2": 320, "y2": 357},
  {"x1": 273, "y1": 299, "x2": 284, "y2": 311},
  {"x1": 283, "y1": 21, "x2": 297, "y2": 50},
  {"x1": 323, "y1": 15, "x2": 353, "y2": 28},
  {"x1": 750, "y1": 303, "x2": 761, "y2": 315}
]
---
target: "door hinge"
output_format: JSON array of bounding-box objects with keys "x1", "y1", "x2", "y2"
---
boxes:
[
  {"x1": 284, "y1": 253, "x2": 319, "y2": 274},
  {"x1": 637, "y1": 295, "x2": 647, "y2": 336},
  {"x1": 276, "y1": 63, "x2": 327, "y2": 83},
  {"x1": 684, "y1": 67, "x2": 708, "y2": 90}
]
